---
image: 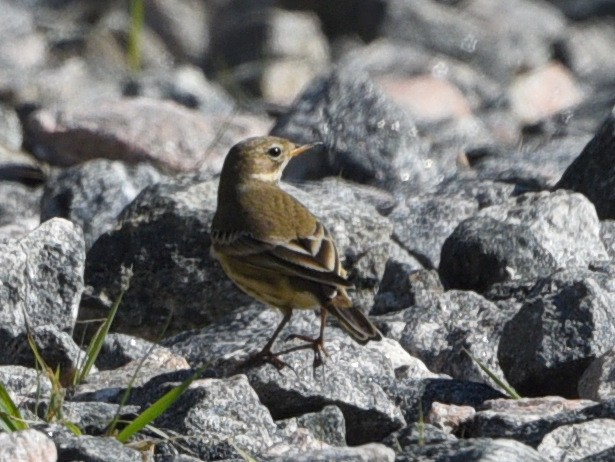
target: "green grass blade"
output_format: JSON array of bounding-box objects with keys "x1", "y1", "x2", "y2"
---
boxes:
[
  {"x1": 462, "y1": 347, "x2": 521, "y2": 399},
  {"x1": 116, "y1": 368, "x2": 203, "y2": 444},
  {"x1": 128, "y1": 0, "x2": 144, "y2": 72},
  {"x1": 0, "y1": 382, "x2": 28, "y2": 431},
  {"x1": 76, "y1": 287, "x2": 126, "y2": 384}
]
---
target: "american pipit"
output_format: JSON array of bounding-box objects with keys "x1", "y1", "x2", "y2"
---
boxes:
[{"x1": 211, "y1": 136, "x2": 382, "y2": 368}]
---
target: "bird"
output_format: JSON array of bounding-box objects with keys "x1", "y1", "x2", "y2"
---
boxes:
[{"x1": 210, "y1": 136, "x2": 382, "y2": 369}]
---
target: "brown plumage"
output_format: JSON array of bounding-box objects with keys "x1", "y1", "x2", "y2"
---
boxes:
[{"x1": 211, "y1": 136, "x2": 382, "y2": 368}]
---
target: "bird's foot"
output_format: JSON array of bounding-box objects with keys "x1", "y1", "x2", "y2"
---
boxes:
[
  {"x1": 284, "y1": 334, "x2": 328, "y2": 368},
  {"x1": 253, "y1": 349, "x2": 288, "y2": 370}
]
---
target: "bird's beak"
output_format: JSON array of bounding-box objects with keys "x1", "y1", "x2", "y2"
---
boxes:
[{"x1": 290, "y1": 142, "x2": 322, "y2": 158}]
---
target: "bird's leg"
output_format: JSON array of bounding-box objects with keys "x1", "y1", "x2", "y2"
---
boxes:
[
  {"x1": 283, "y1": 308, "x2": 329, "y2": 368},
  {"x1": 251, "y1": 310, "x2": 293, "y2": 370}
]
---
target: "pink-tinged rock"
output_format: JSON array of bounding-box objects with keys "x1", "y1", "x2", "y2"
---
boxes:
[
  {"x1": 27, "y1": 97, "x2": 272, "y2": 173},
  {"x1": 377, "y1": 75, "x2": 472, "y2": 123},
  {"x1": 480, "y1": 396, "x2": 596, "y2": 422},
  {"x1": 0, "y1": 430, "x2": 57, "y2": 462},
  {"x1": 508, "y1": 63, "x2": 583, "y2": 125},
  {"x1": 428, "y1": 402, "x2": 476, "y2": 433}
]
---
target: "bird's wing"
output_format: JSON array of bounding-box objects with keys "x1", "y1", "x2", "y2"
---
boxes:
[{"x1": 211, "y1": 222, "x2": 352, "y2": 288}]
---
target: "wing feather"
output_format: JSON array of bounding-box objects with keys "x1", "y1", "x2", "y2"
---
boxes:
[{"x1": 211, "y1": 223, "x2": 352, "y2": 289}]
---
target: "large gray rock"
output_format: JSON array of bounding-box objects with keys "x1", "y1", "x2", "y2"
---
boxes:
[
  {"x1": 461, "y1": 397, "x2": 611, "y2": 447},
  {"x1": 41, "y1": 159, "x2": 165, "y2": 248},
  {"x1": 556, "y1": 108, "x2": 615, "y2": 219},
  {"x1": 53, "y1": 433, "x2": 141, "y2": 462},
  {"x1": 271, "y1": 69, "x2": 435, "y2": 193},
  {"x1": 397, "y1": 438, "x2": 547, "y2": 462},
  {"x1": 210, "y1": 2, "x2": 330, "y2": 104},
  {"x1": 0, "y1": 182, "x2": 41, "y2": 241},
  {"x1": 26, "y1": 97, "x2": 264, "y2": 174},
  {"x1": 498, "y1": 267, "x2": 615, "y2": 398},
  {"x1": 386, "y1": 378, "x2": 505, "y2": 425},
  {"x1": 389, "y1": 194, "x2": 478, "y2": 269},
  {"x1": 537, "y1": 418, "x2": 615, "y2": 461},
  {"x1": 381, "y1": 0, "x2": 565, "y2": 82},
  {"x1": 0, "y1": 430, "x2": 56, "y2": 462},
  {"x1": 139, "y1": 374, "x2": 282, "y2": 460},
  {"x1": 0, "y1": 218, "x2": 85, "y2": 335},
  {"x1": 1, "y1": 324, "x2": 91, "y2": 386},
  {"x1": 440, "y1": 190, "x2": 607, "y2": 291},
  {"x1": 396, "y1": 290, "x2": 514, "y2": 385},
  {"x1": 579, "y1": 346, "x2": 615, "y2": 400},
  {"x1": 165, "y1": 305, "x2": 405, "y2": 446}
]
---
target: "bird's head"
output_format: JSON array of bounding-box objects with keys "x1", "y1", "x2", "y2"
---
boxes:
[{"x1": 220, "y1": 136, "x2": 318, "y2": 185}]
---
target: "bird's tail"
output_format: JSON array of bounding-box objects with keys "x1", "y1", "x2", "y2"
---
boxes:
[{"x1": 325, "y1": 295, "x2": 382, "y2": 345}]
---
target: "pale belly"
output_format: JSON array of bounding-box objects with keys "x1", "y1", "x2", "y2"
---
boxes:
[{"x1": 214, "y1": 251, "x2": 320, "y2": 311}]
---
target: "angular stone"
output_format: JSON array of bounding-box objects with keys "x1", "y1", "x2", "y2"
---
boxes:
[
  {"x1": 389, "y1": 194, "x2": 478, "y2": 269},
  {"x1": 0, "y1": 218, "x2": 84, "y2": 334},
  {"x1": 556, "y1": 109, "x2": 615, "y2": 219},
  {"x1": 498, "y1": 267, "x2": 615, "y2": 398},
  {"x1": 0, "y1": 430, "x2": 56, "y2": 462},
  {"x1": 271, "y1": 69, "x2": 435, "y2": 193},
  {"x1": 41, "y1": 159, "x2": 166, "y2": 249},
  {"x1": 537, "y1": 418, "x2": 615, "y2": 461}
]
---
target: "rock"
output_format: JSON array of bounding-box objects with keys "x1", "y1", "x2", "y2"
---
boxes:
[
  {"x1": 0, "y1": 182, "x2": 41, "y2": 241},
  {"x1": 53, "y1": 432, "x2": 141, "y2": 462},
  {"x1": 0, "y1": 102, "x2": 23, "y2": 150},
  {"x1": 380, "y1": 0, "x2": 565, "y2": 82},
  {"x1": 0, "y1": 365, "x2": 52, "y2": 398},
  {"x1": 398, "y1": 438, "x2": 548, "y2": 461},
  {"x1": 579, "y1": 346, "x2": 615, "y2": 400},
  {"x1": 166, "y1": 306, "x2": 404, "y2": 445},
  {"x1": 389, "y1": 194, "x2": 478, "y2": 269},
  {"x1": 427, "y1": 402, "x2": 476, "y2": 434},
  {"x1": 268, "y1": 443, "x2": 395, "y2": 462},
  {"x1": 1, "y1": 325, "x2": 91, "y2": 387},
  {"x1": 386, "y1": 378, "x2": 505, "y2": 424},
  {"x1": 382, "y1": 422, "x2": 456, "y2": 450},
  {"x1": 396, "y1": 290, "x2": 514, "y2": 385},
  {"x1": 0, "y1": 2, "x2": 46, "y2": 73},
  {"x1": 145, "y1": 0, "x2": 209, "y2": 65},
  {"x1": 537, "y1": 418, "x2": 615, "y2": 461},
  {"x1": 40, "y1": 159, "x2": 165, "y2": 248},
  {"x1": 377, "y1": 74, "x2": 472, "y2": 123},
  {"x1": 96, "y1": 332, "x2": 180, "y2": 370},
  {"x1": 33, "y1": 401, "x2": 140, "y2": 436},
  {"x1": 498, "y1": 267, "x2": 615, "y2": 398},
  {"x1": 0, "y1": 429, "x2": 57, "y2": 462},
  {"x1": 440, "y1": 190, "x2": 607, "y2": 291},
  {"x1": 508, "y1": 63, "x2": 583, "y2": 126},
  {"x1": 472, "y1": 135, "x2": 592, "y2": 190},
  {"x1": 600, "y1": 221, "x2": 615, "y2": 261},
  {"x1": 461, "y1": 396, "x2": 601, "y2": 447},
  {"x1": 435, "y1": 178, "x2": 516, "y2": 208},
  {"x1": 296, "y1": 405, "x2": 347, "y2": 447},
  {"x1": 271, "y1": 69, "x2": 435, "y2": 193},
  {"x1": 0, "y1": 218, "x2": 84, "y2": 334},
  {"x1": 210, "y1": 2, "x2": 330, "y2": 105},
  {"x1": 547, "y1": 0, "x2": 615, "y2": 19},
  {"x1": 83, "y1": 178, "x2": 236, "y2": 337},
  {"x1": 561, "y1": 20, "x2": 615, "y2": 87},
  {"x1": 372, "y1": 264, "x2": 443, "y2": 316},
  {"x1": 555, "y1": 108, "x2": 615, "y2": 219},
  {"x1": 26, "y1": 97, "x2": 267, "y2": 174},
  {"x1": 139, "y1": 374, "x2": 281, "y2": 460}
]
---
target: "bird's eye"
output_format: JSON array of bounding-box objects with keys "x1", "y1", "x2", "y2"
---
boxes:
[{"x1": 268, "y1": 146, "x2": 282, "y2": 157}]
